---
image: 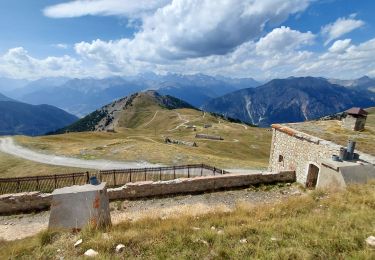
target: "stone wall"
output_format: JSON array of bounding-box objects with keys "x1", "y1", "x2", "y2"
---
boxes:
[
  {"x1": 0, "y1": 172, "x2": 295, "y2": 215},
  {"x1": 268, "y1": 124, "x2": 342, "y2": 184},
  {"x1": 108, "y1": 171, "x2": 295, "y2": 200},
  {"x1": 0, "y1": 192, "x2": 51, "y2": 215}
]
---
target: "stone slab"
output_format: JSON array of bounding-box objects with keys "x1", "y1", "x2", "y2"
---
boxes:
[{"x1": 48, "y1": 183, "x2": 111, "y2": 230}]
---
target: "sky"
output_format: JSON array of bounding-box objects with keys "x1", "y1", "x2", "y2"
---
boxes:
[{"x1": 0, "y1": 0, "x2": 374, "y2": 80}]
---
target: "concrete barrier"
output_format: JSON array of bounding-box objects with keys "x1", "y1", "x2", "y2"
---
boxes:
[
  {"x1": 48, "y1": 183, "x2": 111, "y2": 231},
  {"x1": 0, "y1": 172, "x2": 295, "y2": 215}
]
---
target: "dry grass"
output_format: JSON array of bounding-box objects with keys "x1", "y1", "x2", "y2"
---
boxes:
[
  {"x1": 288, "y1": 107, "x2": 375, "y2": 156},
  {"x1": 12, "y1": 108, "x2": 272, "y2": 171},
  {"x1": 0, "y1": 151, "x2": 89, "y2": 178},
  {"x1": 1, "y1": 182, "x2": 374, "y2": 259}
]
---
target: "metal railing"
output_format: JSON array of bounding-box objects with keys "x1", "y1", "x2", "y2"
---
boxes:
[{"x1": 0, "y1": 164, "x2": 229, "y2": 195}]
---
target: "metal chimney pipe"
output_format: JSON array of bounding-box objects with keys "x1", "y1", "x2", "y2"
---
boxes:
[
  {"x1": 339, "y1": 147, "x2": 347, "y2": 161},
  {"x1": 347, "y1": 140, "x2": 356, "y2": 160}
]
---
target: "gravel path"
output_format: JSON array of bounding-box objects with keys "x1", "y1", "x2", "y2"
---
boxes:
[
  {"x1": 0, "y1": 137, "x2": 162, "y2": 170},
  {"x1": 0, "y1": 185, "x2": 302, "y2": 241}
]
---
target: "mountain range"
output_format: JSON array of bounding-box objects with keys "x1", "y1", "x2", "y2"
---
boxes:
[
  {"x1": 328, "y1": 76, "x2": 375, "y2": 93},
  {"x1": 203, "y1": 77, "x2": 375, "y2": 127},
  {"x1": 1, "y1": 74, "x2": 375, "y2": 134},
  {"x1": 1, "y1": 73, "x2": 260, "y2": 117},
  {"x1": 0, "y1": 93, "x2": 78, "y2": 136}
]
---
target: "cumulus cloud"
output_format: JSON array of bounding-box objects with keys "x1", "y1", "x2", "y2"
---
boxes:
[
  {"x1": 321, "y1": 15, "x2": 364, "y2": 45},
  {"x1": 0, "y1": 47, "x2": 83, "y2": 79},
  {"x1": 71, "y1": 0, "x2": 312, "y2": 62},
  {"x1": 43, "y1": 0, "x2": 170, "y2": 18},
  {"x1": 328, "y1": 39, "x2": 352, "y2": 53},
  {"x1": 2, "y1": 0, "x2": 374, "y2": 80},
  {"x1": 256, "y1": 26, "x2": 315, "y2": 55},
  {"x1": 295, "y1": 38, "x2": 375, "y2": 79}
]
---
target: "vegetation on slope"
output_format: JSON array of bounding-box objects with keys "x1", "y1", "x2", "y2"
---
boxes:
[
  {"x1": 1, "y1": 183, "x2": 374, "y2": 259},
  {"x1": 290, "y1": 107, "x2": 375, "y2": 156},
  {"x1": 51, "y1": 110, "x2": 108, "y2": 134},
  {"x1": 14, "y1": 107, "x2": 271, "y2": 170}
]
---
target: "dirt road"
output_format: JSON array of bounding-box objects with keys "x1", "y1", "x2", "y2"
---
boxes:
[{"x1": 0, "y1": 137, "x2": 162, "y2": 170}]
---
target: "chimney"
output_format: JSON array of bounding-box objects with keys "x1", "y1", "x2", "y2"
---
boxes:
[{"x1": 346, "y1": 140, "x2": 356, "y2": 160}]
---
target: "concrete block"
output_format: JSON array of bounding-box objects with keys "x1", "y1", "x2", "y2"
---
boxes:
[{"x1": 48, "y1": 183, "x2": 111, "y2": 231}]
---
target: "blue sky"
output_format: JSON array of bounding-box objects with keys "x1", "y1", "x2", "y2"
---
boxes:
[{"x1": 0, "y1": 0, "x2": 374, "y2": 80}]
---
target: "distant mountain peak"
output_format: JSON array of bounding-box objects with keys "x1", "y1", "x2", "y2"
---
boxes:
[{"x1": 359, "y1": 75, "x2": 371, "y2": 80}]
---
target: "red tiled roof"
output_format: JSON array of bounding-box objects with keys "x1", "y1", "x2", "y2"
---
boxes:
[{"x1": 346, "y1": 107, "x2": 368, "y2": 116}]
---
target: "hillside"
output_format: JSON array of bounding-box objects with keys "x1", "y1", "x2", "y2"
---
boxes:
[
  {"x1": 0, "y1": 94, "x2": 78, "y2": 136},
  {"x1": 288, "y1": 107, "x2": 375, "y2": 156},
  {"x1": 203, "y1": 77, "x2": 375, "y2": 127},
  {"x1": 53, "y1": 91, "x2": 196, "y2": 133},
  {"x1": 11, "y1": 91, "x2": 270, "y2": 170}
]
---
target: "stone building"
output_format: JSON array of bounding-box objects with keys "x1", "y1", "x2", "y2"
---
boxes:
[
  {"x1": 268, "y1": 123, "x2": 375, "y2": 189},
  {"x1": 343, "y1": 107, "x2": 368, "y2": 131}
]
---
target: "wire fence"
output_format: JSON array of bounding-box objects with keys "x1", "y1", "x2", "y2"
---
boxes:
[{"x1": 0, "y1": 164, "x2": 229, "y2": 195}]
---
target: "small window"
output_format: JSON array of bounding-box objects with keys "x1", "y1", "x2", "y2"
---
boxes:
[{"x1": 278, "y1": 155, "x2": 284, "y2": 162}]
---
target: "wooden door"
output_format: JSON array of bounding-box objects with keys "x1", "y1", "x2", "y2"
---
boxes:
[{"x1": 306, "y1": 164, "x2": 319, "y2": 188}]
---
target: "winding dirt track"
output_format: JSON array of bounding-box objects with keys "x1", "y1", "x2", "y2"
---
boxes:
[{"x1": 0, "y1": 137, "x2": 162, "y2": 170}]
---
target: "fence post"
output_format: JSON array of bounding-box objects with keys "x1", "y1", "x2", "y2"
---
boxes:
[
  {"x1": 129, "y1": 169, "x2": 132, "y2": 183},
  {"x1": 144, "y1": 168, "x2": 147, "y2": 181},
  {"x1": 173, "y1": 166, "x2": 176, "y2": 179},
  {"x1": 54, "y1": 175, "x2": 57, "y2": 188},
  {"x1": 86, "y1": 172, "x2": 90, "y2": 184},
  {"x1": 201, "y1": 166, "x2": 203, "y2": 176},
  {"x1": 113, "y1": 171, "x2": 116, "y2": 186},
  {"x1": 213, "y1": 167, "x2": 216, "y2": 176},
  {"x1": 159, "y1": 167, "x2": 162, "y2": 181},
  {"x1": 188, "y1": 166, "x2": 190, "y2": 178},
  {"x1": 36, "y1": 176, "x2": 39, "y2": 191}
]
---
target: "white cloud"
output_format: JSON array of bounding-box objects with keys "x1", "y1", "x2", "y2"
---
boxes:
[
  {"x1": 52, "y1": 43, "x2": 69, "y2": 49},
  {"x1": 72, "y1": 0, "x2": 312, "y2": 63},
  {"x1": 43, "y1": 0, "x2": 171, "y2": 18},
  {"x1": 328, "y1": 39, "x2": 352, "y2": 53},
  {"x1": 0, "y1": 47, "x2": 83, "y2": 79},
  {"x1": 295, "y1": 38, "x2": 375, "y2": 79},
  {"x1": 2, "y1": 1, "x2": 374, "y2": 80},
  {"x1": 256, "y1": 26, "x2": 315, "y2": 55},
  {"x1": 321, "y1": 15, "x2": 364, "y2": 45}
]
